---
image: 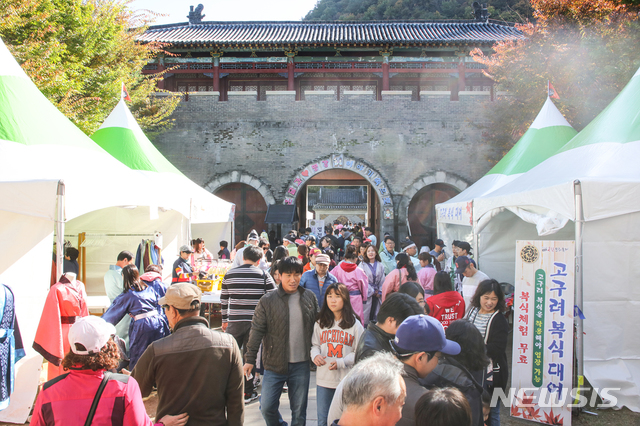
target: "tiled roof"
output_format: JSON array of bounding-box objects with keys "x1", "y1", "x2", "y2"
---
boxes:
[
  {"x1": 138, "y1": 20, "x2": 523, "y2": 47},
  {"x1": 309, "y1": 188, "x2": 368, "y2": 207}
]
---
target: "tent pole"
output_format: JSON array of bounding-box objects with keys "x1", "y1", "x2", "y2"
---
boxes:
[
  {"x1": 472, "y1": 203, "x2": 479, "y2": 267},
  {"x1": 55, "y1": 181, "x2": 66, "y2": 282},
  {"x1": 574, "y1": 180, "x2": 585, "y2": 402}
]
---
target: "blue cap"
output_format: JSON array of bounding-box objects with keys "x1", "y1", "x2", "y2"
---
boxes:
[{"x1": 391, "y1": 315, "x2": 461, "y2": 356}]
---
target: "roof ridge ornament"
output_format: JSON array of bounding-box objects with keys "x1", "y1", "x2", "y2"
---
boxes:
[
  {"x1": 187, "y1": 4, "x2": 205, "y2": 25},
  {"x1": 472, "y1": 2, "x2": 490, "y2": 22}
]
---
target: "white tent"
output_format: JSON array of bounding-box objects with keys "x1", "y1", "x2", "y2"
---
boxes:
[
  {"x1": 436, "y1": 97, "x2": 577, "y2": 255},
  {"x1": 474, "y1": 67, "x2": 640, "y2": 411},
  {"x1": 0, "y1": 39, "x2": 191, "y2": 422},
  {"x1": 90, "y1": 97, "x2": 235, "y2": 257}
]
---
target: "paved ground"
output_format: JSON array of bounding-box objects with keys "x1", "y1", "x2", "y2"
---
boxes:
[{"x1": 5, "y1": 319, "x2": 639, "y2": 425}]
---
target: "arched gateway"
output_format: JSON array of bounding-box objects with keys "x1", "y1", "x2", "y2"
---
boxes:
[{"x1": 284, "y1": 154, "x2": 395, "y2": 236}]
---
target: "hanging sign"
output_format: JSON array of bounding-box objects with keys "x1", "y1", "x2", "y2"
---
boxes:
[
  {"x1": 511, "y1": 240, "x2": 575, "y2": 426},
  {"x1": 309, "y1": 219, "x2": 325, "y2": 240},
  {"x1": 436, "y1": 201, "x2": 472, "y2": 226}
]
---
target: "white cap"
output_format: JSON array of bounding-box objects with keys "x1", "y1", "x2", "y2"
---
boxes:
[{"x1": 68, "y1": 316, "x2": 116, "y2": 355}]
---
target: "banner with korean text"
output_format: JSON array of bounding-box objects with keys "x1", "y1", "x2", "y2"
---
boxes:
[
  {"x1": 309, "y1": 219, "x2": 325, "y2": 240},
  {"x1": 511, "y1": 240, "x2": 575, "y2": 426}
]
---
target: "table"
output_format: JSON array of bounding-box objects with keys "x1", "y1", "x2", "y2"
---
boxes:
[
  {"x1": 201, "y1": 291, "x2": 222, "y2": 328},
  {"x1": 86, "y1": 295, "x2": 111, "y2": 313}
]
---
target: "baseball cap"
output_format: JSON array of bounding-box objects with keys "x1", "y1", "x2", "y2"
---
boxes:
[
  {"x1": 247, "y1": 230, "x2": 259, "y2": 242},
  {"x1": 68, "y1": 316, "x2": 116, "y2": 355},
  {"x1": 435, "y1": 239, "x2": 446, "y2": 247},
  {"x1": 315, "y1": 254, "x2": 330, "y2": 265},
  {"x1": 455, "y1": 256, "x2": 471, "y2": 274},
  {"x1": 391, "y1": 315, "x2": 461, "y2": 356},
  {"x1": 159, "y1": 283, "x2": 202, "y2": 310},
  {"x1": 309, "y1": 248, "x2": 322, "y2": 257},
  {"x1": 179, "y1": 244, "x2": 193, "y2": 254}
]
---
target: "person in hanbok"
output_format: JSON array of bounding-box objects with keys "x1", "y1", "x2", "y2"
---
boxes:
[
  {"x1": 381, "y1": 252, "x2": 418, "y2": 302},
  {"x1": 0, "y1": 284, "x2": 25, "y2": 410},
  {"x1": 102, "y1": 265, "x2": 169, "y2": 369},
  {"x1": 330, "y1": 246, "x2": 368, "y2": 322},
  {"x1": 140, "y1": 264, "x2": 167, "y2": 306},
  {"x1": 33, "y1": 272, "x2": 89, "y2": 380},
  {"x1": 358, "y1": 243, "x2": 385, "y2": 325}
]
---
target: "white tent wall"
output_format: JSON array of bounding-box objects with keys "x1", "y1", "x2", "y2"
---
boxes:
[
  {"x1": 437, "y1": 222, "x2": 473, "y2": 256},
  {"x1": 582, "y1": 211, "x2": 640, "y2": 411},
  {"x1": 191, "y1": 222, "x2": 234, "y2": 258},
  {"x1": 477, "y1": 210, "x2": 574, "y2": 284},
  {"x1": 0, "y1": 211, "x2": 53, "y2": 423},
  {"x1": 476, "y1": 208, "x2": 640, "y2": 411},
  {"x1": 65, "y1": 207, "x2": 189, "y2": 293}
]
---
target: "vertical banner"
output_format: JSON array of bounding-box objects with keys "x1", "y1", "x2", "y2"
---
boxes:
[
  {"x1": 511, "y1": 240, "x2": 575, "y2": 426},
  {"x1": 309, "y1": 219, "x2": 325, "y2": 240}
]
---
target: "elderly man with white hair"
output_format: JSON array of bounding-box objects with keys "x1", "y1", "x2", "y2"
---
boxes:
[{"x1": 330, "y1": 352, "x2": 406, "y2": 426}]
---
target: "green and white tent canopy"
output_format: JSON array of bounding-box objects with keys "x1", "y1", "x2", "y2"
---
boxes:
[
  {"x1": 475, "y1": 67, "x2": 640, "y2": 223},
  {"x1": 0, "y1": 37, "x2": 192, "y2": 423},
  {"x1": 475, "y1": 66, "x2": 640, "y2": 413},
  {"x1": 435, "y1": 96, "x2": 576, "y2": 236},
  {"x1": 91, "y1": 98, "x2": 234, "y2": 224}
]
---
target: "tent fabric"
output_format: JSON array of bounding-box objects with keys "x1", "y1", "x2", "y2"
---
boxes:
[
  {"x1": 475, "y1": 68, "x2": 640, "y2": 222},
  {"x1": 91, "y1": 99, "x2": 183, "y2": 174},
  {"x1": 0, "y1": 37, "x2": 191, "y2": 422},
  {"x1": 473, "y1": 67, "x2": 640, "y2": 412},
  {"x1": 91, "y1": 99, "x2": 235, "y2": 224},
  {"x1": 438, "y1": 97, "x2": 577, "y2": 225}
]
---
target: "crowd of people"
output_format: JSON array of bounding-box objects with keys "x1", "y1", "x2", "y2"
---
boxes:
[{"x1": 33, "y1": 223, "x2": 512, "y2": 426}]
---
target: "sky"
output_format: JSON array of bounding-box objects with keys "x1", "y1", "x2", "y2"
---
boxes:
[{"x1": 129, "y1": 0, "x2": 320, "y2": 25}]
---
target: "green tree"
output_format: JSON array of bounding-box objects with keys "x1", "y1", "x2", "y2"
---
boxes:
[
  {"x1": 304, "y1": 0, "x2": 534, "y2": 22},
  {"x1": 471, "y1": 0, "x2": 640, "y2": 159},
  {"x1": 0, "y1": 0, "x2": 179, "y2": 136}
]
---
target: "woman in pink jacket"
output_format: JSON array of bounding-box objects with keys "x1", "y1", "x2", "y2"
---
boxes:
[
  {"x1": 330, "y1": 247, "x2": 368, "y2": 322},
  {"x1": 31, "y1": 316, "x2": 187, "y2": 426},
  {"x1": 381, "y1": 252, "x2": 418, "y2": 301}
]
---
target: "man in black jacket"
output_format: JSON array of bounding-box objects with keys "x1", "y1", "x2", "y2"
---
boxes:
[
  {"x1": 354, "y1": 293, "x2": 423, "y2": 363},
  {"x1": 243, "y1": 257, "x2": 319, "y2": 426}
]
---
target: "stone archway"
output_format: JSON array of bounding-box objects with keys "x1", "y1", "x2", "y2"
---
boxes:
[
  {"x1": 205, "y1": 171, "x2": 276, "y2": 205},
  {"x1": 283, "y1": 154, "x2": 395, "y2": 235},
  {"x1": 398, "y1": 171, "x2": 469, "y2": 241}
]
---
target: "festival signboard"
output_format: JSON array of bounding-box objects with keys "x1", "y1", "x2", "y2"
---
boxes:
[
  {"x1": 436, "y1": 201, "x2": 473, "y2": 226},
  {"x1": 511, "y1": 240, "x2": 575, "y2": 426}
]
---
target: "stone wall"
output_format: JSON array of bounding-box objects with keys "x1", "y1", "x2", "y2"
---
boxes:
[{"x1": 152, "y1": 90, "x2": 496, "y2": 237}]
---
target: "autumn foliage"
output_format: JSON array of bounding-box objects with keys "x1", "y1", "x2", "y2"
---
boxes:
[
  {"x1": 472, "y1": 0, "x2": 640, "y2": 159},
  {"x1": 0, "y1": 0, "x2": 180, "y2": 136}
]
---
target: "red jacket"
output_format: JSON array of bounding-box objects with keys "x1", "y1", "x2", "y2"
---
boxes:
[
  {"x1": 31, "y1": 369, "x2": 159, "y2": 426},
  {"x1": 426, "y1": 291, "x2": 465, "y2": 329}
]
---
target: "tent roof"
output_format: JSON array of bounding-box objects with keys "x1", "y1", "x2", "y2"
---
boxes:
[
  {"x1": 91, "y1": 99, "x2": 183, "y2": 174},
  {"x1": 0, "y1": 42, "x2": 104, "y2": 153},
  {"x1": 475, "y1": 67, "x2": 640, "y2": 223},
  {"x1": 439, "y1": 97, "x2": 576, "y2": 212},
  {"x1": 91, "y1": 97, "x2": 235, "y2": 224},
  {"x1": 0, "y1": 38, "x2": 190, "y2": 221}
]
